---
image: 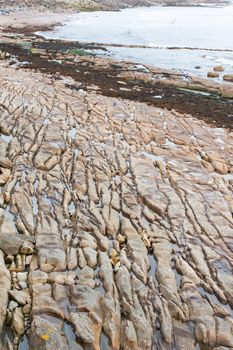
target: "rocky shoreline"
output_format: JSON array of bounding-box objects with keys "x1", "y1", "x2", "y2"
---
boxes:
[
  {"x1": 0, "y1": 0, "x2": 231, "y2": 13},
  {"x1": 0, "y1": 7, "x2": 233, "y2": 350}
]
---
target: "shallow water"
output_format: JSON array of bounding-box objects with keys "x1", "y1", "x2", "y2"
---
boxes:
[
  {"x1": 18, "y1": 335, "x2": 29, "y2": 350},
  {"x1": 42, "y1": 5, "x2": 233, "y2": 75},
  {"x1": 63, "y1": 322, "x2": 84, "y2": 350}
]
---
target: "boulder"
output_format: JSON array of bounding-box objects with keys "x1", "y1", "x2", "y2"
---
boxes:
[
  {"x1": 0, "y1": 157, "x2": 12, "y2": 169},
  {"x1": 30, "y1": 316, "x2": 69, "y2": 350},
  {"x1": 12, "y1": 307, "x2": 24, "y2": 336},
  {"x1": 213, "y1": 65, "x2": 224, "y2": 72},
  {"x1": 0, "y1": 232, "x2": 34, "y2": 256},
  {"x1": 207, "y1": 71, "x2": 219, "y2": 78},
  {"x1": 221, "y1": 85, "x2": 233, "y2": 99},
  {"x1": 29, "y1": 270, "x2": 48, "y2": 285},
  {"x1": 69, "y1": 311, "x2": 102, "y2": 350},
  {"x1": 9, "y1": 289, "x2": 29, "y2": 306},
  {"x1": 223, "y1": 74, "x2": 233, "y2": 82}
]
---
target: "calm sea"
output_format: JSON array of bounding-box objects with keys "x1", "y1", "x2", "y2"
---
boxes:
[{"x1": 42, "y1": 4, "x2": 233, "y2": 75}]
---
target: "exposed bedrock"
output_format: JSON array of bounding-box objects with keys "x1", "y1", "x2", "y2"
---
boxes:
[{"x1": 0, "y1": 62, "x2": 233, "y2": 349}]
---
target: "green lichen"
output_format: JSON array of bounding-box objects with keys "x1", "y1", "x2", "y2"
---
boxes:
[{"x1": 64, "y1": 48, "x2": 96, "y2": 57}]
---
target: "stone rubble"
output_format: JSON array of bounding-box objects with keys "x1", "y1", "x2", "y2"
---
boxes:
[{"x1": 0, "y1": 61, "x2": 233, "y2": 349}]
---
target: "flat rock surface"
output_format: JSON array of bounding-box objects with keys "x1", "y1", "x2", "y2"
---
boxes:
[{"x1": 0, "y1": 61, "x2": 233, "y2": 350}]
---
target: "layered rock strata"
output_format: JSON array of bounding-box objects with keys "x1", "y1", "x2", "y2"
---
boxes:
[{"x1": 0, "y1": 62, "x2": 233, "y2": 349}]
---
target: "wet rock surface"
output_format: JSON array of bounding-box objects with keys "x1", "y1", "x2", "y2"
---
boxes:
[
  {"x1": 0, "y1": 36, "x2": 233, "y2": 130},
  {"x1": 0, "y1": 61, "x2": 233, "y2": 350}
]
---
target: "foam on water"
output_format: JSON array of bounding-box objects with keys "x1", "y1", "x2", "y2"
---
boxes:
[
  {"x1": 42, "y1": 5, "x2": 233, "y2": 48},
  {"x1": 216, "y1": 57, "x2": 233, "y2": 65},
  {"x1": 41, "y1": 5, "x2": 233, "y2": 75}
]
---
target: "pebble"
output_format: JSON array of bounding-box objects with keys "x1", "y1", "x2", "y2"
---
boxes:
[
  {"x1": 207, "y1": 71, "x2": 219, "y2": 78},
  {"x1": 18, "y1": 281, "x2": 28, "y2": 290},
  {"x1": 8, "y1": 300, "x2": 18, "y2": 312},
  {"x1": 9, "y1": 289, "x2": 29, "y2": 306},
  {"x1": 17, "y1": 272, "x2": 28, "y2": 282}
]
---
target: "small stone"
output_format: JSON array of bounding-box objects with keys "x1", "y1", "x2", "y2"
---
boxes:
[
  {"x1": 110, "y1": 256, "x2": 120, "y2": 266},
  {"x1": 117, "y1": 234, "x2": 126, "y2": 244},
  {"x1": 16, "y1": 254, "x2": 23, "y2": 268},
  {"x1": 109, "y1": 248, "x2": 118, "y2": 259},
  {"x1": 3, "y1": 191, "x2": 10, "y2": 203},
  {"x1": 5, "y1": 255, "x2": 14, "y2": 264},
  {"x1": 213, "y1": 65, "x2": 224, "y2": 72},
  {"x1": 99, "y1": 237, "x2": 109, "y2": 251},
  {"x1": 0, "y1": 233, "x2": 32, "y2": 256},
  {"x1": 223, "y1": 74, "x2": 233, "y2": 82},
  {"x1": 25, "y1": 255, "x2": 33, "y2": 265},
  {"x1": 18, "y1": 281, "x2": 28, "y2": 290},
  {"x1": 28, "y1": 270, "x2": 48, "y2": 285},
  {"x1": 207, "y1": 71, "x2": 219, "y2": 78},
  {"x1": 5, "y1": 310, "x2": 12, "y2": 323},
  {"x1": 17, "y1": 272, "x2": 28, "y2": 282},
  {"x1": 114, "y1": 261, "x2": 121, "y2": 272},
  {"x1": 113, "y1": 240, "x2": 120, "y2": 253},
  {"x1": 49, "y1": 271, "x2": 75, "y2": 285},
  {"x1": 117, "y1": 80, "x2": 127, "y2": 86},
  {"x1": 22, "y1": 304, "x2": 31, "y2": 315},
  {"x1": 221, "y1": 85, "x2": 233, "y2": 98},
  {"x1": 20, "y1": 241, "x2": 34, "y2": 255},
  {"x1": 12, "y1": 308, "x2": 24, "y2": 336},
  {"x1": 8, "y1": 300, "x2": 18, "y2": 312},
  {"x1": 9, "y1": 290, "x2": 29, "y2": 306},
  {"x1": 13, "y1": 336, "x2": 19, "y2": 345},
  {"x1": 9, "y1": 261, "x2": 17, "y2": 272}
]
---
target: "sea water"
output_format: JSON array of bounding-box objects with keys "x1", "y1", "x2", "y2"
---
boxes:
[{"x1": 41, "y1": 4, "x2": 233, "y2": 75}]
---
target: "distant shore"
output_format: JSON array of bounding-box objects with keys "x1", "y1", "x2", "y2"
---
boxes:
[
  {"x1": 0, "y1": 8, "x2": 233, "y2": 130},
  {"x1": 0, "y1": 0, "x2": 231, "y2": 14},
  {"x1": 1, "y1": 3, "x2": 233, "y2": 350}
]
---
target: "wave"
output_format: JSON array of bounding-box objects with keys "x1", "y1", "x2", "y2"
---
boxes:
[{"x1": 216, "y1": 57, "x2": 233, "y2": 65}]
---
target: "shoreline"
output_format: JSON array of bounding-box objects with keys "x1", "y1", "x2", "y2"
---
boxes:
[
  {"x1": 0, "y1": 0, "x2": 230, "y2": 13},
  {"x1": 0, "y1": 9, "x2": 75, "y2": 31},
  {"x1": 1, "y1": 5, "x2": 233, "y2": 350},
  {"x1": 0, "y1": 13, "x2": 233, "y2": 129},
  {"x1": 36, "y1": 4, "x2": 233, "y2": 83}
]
